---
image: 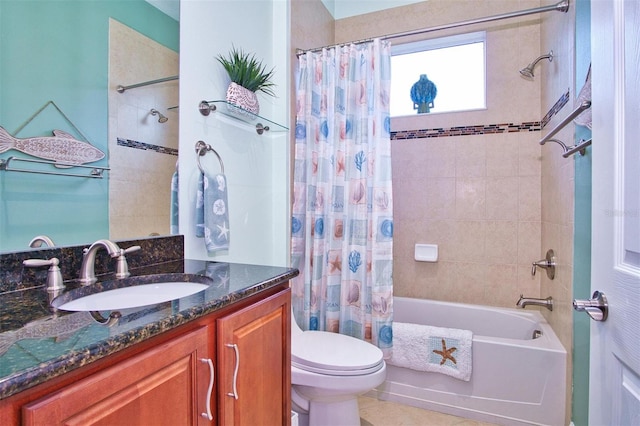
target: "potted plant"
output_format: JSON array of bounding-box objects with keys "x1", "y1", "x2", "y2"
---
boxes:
[{"x1": 216, "y1": 46, "x2": 276, "y2": 116}]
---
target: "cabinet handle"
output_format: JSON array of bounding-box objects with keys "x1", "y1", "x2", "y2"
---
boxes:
[
  {"x1": 200, "y1": 358, "x2": 214, "y2": 421},
  {"x1": 225, "y1": 343, "x2": 239, "y2": 400}
]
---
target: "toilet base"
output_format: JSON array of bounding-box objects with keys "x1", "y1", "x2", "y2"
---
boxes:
[{"x1": 304, "y1": 398, "x2": 360, "y2": 426}]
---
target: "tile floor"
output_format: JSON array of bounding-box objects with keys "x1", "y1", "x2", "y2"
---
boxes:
[{"x1": 358, "y1": 396, "x2": 498, "y2": 426}]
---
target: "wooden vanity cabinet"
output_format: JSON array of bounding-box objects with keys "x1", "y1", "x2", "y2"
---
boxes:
[
  {"x1": 2, "y1": 285, "x2": 291, "y2": 426},
  {"x1": 217, "y1": 288, "x2": 291, "y2": 426},
  {"x1": 22, "y1": 325, "x2": 213, "y2": 426}
]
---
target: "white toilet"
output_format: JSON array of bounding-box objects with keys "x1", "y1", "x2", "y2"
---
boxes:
[{"x1": 291, "y1": 315, "x2": 387, "y2": 426}]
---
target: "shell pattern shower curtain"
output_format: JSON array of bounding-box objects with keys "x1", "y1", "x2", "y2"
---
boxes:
[{"x1": 291, "y1": 39, "x2": 394, "y2": 357}]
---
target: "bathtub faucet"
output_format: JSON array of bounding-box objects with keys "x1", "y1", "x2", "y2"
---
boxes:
[{"x1": 516, "y1": 295, "x2": 553, "y2": 311}]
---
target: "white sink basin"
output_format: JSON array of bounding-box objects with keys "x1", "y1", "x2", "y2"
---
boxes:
[{"x1": 54, "y1": 282, "x2": 208, "y2": 312}]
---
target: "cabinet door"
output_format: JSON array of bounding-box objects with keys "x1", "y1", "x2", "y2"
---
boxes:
[
  {"x1": 23, "y1": 326, "x2": 214, "y2": 426},
  {"x1": 218, "y1": 289, "x2": 291, "y2": 426}
]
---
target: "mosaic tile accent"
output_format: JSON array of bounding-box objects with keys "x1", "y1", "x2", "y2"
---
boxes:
[
  {"x1": 391, "y1": 121, "x2": 541, "y2": 140},
  {"x1": 116, "y1": 137, "x2": 178, "y2": 156},
  {"x1": 390, "y1": 91, "x2": 570, "y2": 141},
  {"x1": 541, "y1": 89, "x2": 571, "y2": 129}
]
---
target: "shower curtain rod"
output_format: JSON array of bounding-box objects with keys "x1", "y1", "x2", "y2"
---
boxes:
[
  {"x1": 116, "y1": 75, "x2": 179, "y2": 93},
  {"x1": 296, "y1": 0, "x2": 569, "y2": 56}
]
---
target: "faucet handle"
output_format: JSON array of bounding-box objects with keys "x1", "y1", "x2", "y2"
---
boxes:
[
  {"x1": 114, "y1": 245, "x2": 141, "y2": 279},
  {"x1": 531, "y1": 249, "x2": 556, "y2": 279},
  {"x1": 122, "y1": 245, "x2": 141, "y2": 255},
  {"x1": 23, "y1": 258, "x2": 65, "y2": 292}
]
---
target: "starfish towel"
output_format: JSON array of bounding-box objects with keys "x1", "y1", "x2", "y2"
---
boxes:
[
  {"x1": 388, "y1": 322, "x2": 472, "y2": 381},
  {"x1": 170, "y1": 161, "x2": 179, "y2": 235},
  {"x1": 195, "y1": 173, "x2": 205, "y2": 237},
  {"x1": 195, "y1": 172, "x2": 230, "y2": 253}
]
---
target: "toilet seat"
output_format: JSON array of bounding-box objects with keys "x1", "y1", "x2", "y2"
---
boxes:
[{"x1": 292, "y1": 330, "x2": 384, "y2": 376}]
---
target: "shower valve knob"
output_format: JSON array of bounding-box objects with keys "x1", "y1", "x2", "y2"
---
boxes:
[{"x1": 531, "y1": 249, "x2": 556, "y2": 279}]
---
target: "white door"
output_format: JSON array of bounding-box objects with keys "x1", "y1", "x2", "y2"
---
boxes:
[{"x1": 589, "y1": 0, "x2": 640, "y2": 424}]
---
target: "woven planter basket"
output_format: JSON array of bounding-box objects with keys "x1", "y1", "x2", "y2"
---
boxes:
[{"x1": 226, "y1": 82, "x2": 260, "y2": 115}]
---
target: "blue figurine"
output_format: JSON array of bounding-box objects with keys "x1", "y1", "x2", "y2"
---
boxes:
[{"x1": 410, "y1": 74, "x2": 437, "y2": 113}]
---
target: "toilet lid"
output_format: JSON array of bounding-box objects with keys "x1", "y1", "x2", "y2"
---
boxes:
[{"x1": 292, "y1": 331, "x2": 384, "y2": 376}]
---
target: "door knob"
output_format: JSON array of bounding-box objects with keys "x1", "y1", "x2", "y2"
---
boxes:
[{"x1": 573, "y1": 291, "x2": 608, "y2": 322}]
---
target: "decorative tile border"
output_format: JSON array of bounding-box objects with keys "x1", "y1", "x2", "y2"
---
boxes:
[
  {"x1": 541, "y1": 89, "x2": 570, "y2": 129},
  {"x1": 117, "y1": 137, "x2": 178, "y2": 156},
  {"x1": 390, "y1": 90, "x2": 570, "y2": 141},
  {"x1": 391, "y1": 121, "x2": 541, "y2": 140}
]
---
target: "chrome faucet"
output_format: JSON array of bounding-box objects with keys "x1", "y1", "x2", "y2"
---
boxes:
[
  {"x1": 29, "y1": 235, "x2": 55, "y2": 248},
  {"x1": 78, "y1": 239, "x2": 140, "y2": 285},
  {"x1": 516, "y1": 294, "x2": 553, "y2": 311}
]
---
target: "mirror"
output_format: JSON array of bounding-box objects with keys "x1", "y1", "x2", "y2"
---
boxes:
[
  {"x1": 108, "y1": 18, "x2": 179, "y2": 241},
  {"x1": 0, "y1": 0, "x2": 179, "y2": 253}
]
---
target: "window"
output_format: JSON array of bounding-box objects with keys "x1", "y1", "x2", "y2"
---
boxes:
[{"x1": 390, "y1": 32, "x2": 486, "y2": 117}]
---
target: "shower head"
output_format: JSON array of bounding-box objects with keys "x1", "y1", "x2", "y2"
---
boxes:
[
  {"x1": 150, "y1": 108, "x2": 168, "y2": 123},
  {"x1": 519, "y1": 50, "x2": 553, "y2": 78}
]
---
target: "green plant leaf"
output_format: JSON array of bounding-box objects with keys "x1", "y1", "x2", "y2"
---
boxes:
[{"x1": 216, "y1": 46, "x2": 276, "y2": 97}]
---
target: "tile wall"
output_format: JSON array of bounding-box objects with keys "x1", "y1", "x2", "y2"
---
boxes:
[
  {"x1": 390, "y1": 130, "x2": 542, "y2": 306},
  {"x1": 540, "y1": 4, "x2": 577, "y2": 424}
]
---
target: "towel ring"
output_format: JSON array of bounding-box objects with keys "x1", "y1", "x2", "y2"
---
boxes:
[{"x1": 195, "y1": 140, "x2": 224, "y2": 174}]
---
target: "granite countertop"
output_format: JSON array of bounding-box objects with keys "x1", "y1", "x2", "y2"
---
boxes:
[{"x1": 0, "y1": 259, "x2": 298, "y2": 400}]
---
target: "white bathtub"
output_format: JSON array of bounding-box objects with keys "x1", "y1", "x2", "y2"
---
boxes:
[{"x1": 368, "y1": 297, "x2": 567, "y2": 426}]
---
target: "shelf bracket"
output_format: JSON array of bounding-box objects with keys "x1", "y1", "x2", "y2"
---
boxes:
[{"x1": 544, "y1": 138, "x2": 592, "y2": 158}]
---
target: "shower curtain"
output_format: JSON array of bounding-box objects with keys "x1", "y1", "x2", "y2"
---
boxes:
[{"x1": 291, "y1": 39, "x2": 394, "y2": 357}]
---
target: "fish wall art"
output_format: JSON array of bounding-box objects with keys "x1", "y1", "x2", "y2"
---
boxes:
[{"x1": 0, "y1": 126, "x2": 105, "y2": 166}]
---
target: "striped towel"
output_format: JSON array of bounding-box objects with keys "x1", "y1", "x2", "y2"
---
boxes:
[{"x1": 388, "y1": 322, "x2": 472, "y2": 381}]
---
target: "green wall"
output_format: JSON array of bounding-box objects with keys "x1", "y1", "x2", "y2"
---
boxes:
[
  {"x1": 0, "y1": 0, "x2": 178, "y2": 251},
  {"x1": 572, "y1": 0, "x2": 592, "y2": 424}
]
